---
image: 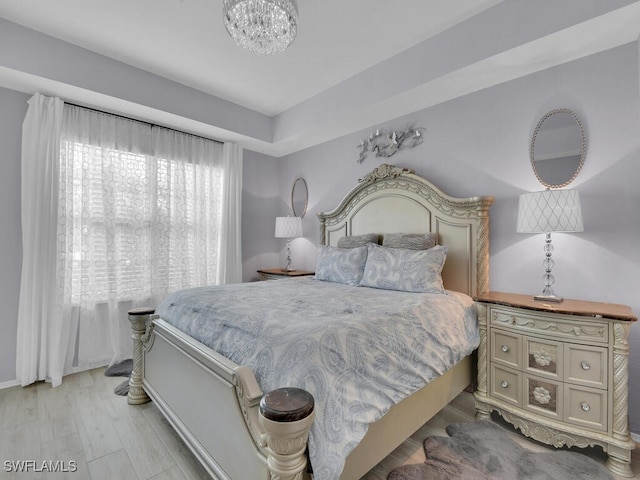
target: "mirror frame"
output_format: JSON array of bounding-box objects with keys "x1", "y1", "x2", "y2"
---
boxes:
[
  {"x1": 291, "y1": 177, "x2": 308, "y2": 218},
  {"x1": 530, "y1": 108, "x2": 586, "y2": 189}
]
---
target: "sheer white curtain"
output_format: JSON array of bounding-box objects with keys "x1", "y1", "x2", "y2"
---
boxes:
[
  {"x1": 16, "y1": 95, "x2": 243, "y2": 386},
  {"x1": 220, "y1": 142, "x2": 243, "y2": 284},
  {"x1": 16, "y1": 93, "x2": 67, "y2": 386}
]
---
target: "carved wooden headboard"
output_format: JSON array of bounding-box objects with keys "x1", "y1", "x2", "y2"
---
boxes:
[{"x1": 317, "y1": 164, "x2": 494, "y2": 297}]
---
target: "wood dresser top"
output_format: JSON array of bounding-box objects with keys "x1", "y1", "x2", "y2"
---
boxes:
[
  {"x1": 474, "y1": 291, "x2": 637, "y2": 322},
  {"x1": 257, "y1": 268, "x2": 315, "y2": 277}
]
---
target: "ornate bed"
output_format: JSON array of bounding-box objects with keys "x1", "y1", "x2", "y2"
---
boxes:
[{"x1": 127, "y1": 163, "x2": 494, "y2": 480}]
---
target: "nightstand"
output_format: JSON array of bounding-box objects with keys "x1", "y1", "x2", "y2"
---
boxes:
[
  {"x1": 257, "y1": 269, "x2": 315, "y2": 281},
  {"x1": 474, "y1": 291, "x2": 636, "y2": 477}
]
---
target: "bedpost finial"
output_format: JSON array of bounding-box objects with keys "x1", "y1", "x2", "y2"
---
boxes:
[
  {"x1": 359, "y1": 164, "x2": 413, "y2": 183},
  {"x1": 259, "y1": 387, "x2": 315, "y2": 480}
]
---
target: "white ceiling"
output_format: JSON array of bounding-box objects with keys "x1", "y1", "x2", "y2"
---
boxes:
[
  {"x1": 0, "y1": 0, "x2": 503, "y2": 116},
  {"x1": 1, "y1": 1, "x2": 640, "y2": 156}
]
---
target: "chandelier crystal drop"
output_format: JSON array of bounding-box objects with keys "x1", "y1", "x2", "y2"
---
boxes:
[{"x1": 223, "y1": 0, "x2": 298, "y2": 55}]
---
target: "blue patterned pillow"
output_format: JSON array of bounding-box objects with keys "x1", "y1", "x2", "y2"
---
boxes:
[
  {"x1": 315, "y1": 245, "x2": 368, "y2": 286},
  {"x1": 360, "y1": 243, "x2": 448, "y2": 293}
]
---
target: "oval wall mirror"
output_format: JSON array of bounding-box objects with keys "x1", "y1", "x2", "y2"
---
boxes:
[
  {"x1": 530, "y1": 108, "x2": 586, "y2": 188},
  {"x1": 291, "y1": 177, "x2": 308, "y2": 218}
]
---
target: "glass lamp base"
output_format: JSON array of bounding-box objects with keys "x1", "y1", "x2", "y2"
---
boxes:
[
  {"x1": 534, "y1": 284, "x2": 563, "y2": 303},
  {"x1": 534, "y1": 293, "x2": 563, "y2": 303},
  {"x1": 534, "y1": 234, "x2": 563, "y2": 303},
  {"x1": 282, "y1": 240, "x2": 295, "y2": 272}
]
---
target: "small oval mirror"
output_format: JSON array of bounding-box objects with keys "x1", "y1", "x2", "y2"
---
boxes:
[
  {"x1": 530, "y1": 109, "x2": 586, "y2": 188},
  {"x1": 291, "y1": 178, "x2": 308, "y2": 218}
]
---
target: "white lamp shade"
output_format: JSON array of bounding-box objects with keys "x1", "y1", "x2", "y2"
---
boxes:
[
  {"x1": 517, "y1": 189, "x2": 584, "y2": 233},
  {"x1": 275, "y1": 216, "x2": 303, "y2": 238}
]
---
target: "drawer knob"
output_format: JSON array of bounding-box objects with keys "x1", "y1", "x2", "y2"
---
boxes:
[
  {"x1": 501, "y1": 345, "x2": 509, "y2": 353},
  {"x1": 500, "y1": 380, "x2": 509, "y2": 388},
  {"x1": 581, "y1": 402, "x2": 591, "y2": 412},
  {"x1": 580, "y1": 361, "x2": 591, "y2": 371}
]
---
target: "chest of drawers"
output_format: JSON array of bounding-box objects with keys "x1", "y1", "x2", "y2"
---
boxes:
[{"x1": 474, "y1": 292, "x2": 636, "y2": 477}]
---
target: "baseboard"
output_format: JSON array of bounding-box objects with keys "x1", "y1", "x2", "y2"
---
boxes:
[
  {"x1": 632, "y1": 431, "x2": 640, "y2": 444},
  {"x1": 0, "y1": 379, "x2": 20, "y2": 390}
]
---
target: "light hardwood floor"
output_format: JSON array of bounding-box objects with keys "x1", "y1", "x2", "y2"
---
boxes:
[{"x1": 0, "y1": 368, "x2": 637, "y2": 479}]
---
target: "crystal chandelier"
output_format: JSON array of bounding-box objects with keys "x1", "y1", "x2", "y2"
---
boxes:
[{"x1": 223, "y1": 0, "x2": 298, "y2": 55}]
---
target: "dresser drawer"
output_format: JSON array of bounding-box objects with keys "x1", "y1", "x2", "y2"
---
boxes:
[
  {"x1": 490, "y1": 307, "x2": 608, "y2": 344},
  {"x1": 524, "y1": 336, "x2": 563, "y2": 381},
  {"x1": 491, "y1": 329, "x2": 521, "y2": 369},
  {"x1": 524, "y1": 374, "x2": 562, "y2": 421},
  {"x1": 490, "y1": 364, "x2": 521, "y2": 407},
  {"x1": 564, "y1": 345, "x2": 607, "y2": 389},
  {"x1": 564, "y1": 384, "x2": 607, "y2": 432}
]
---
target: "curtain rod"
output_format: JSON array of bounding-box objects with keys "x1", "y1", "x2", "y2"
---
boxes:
[{"x1": 65, "y1": 102, "x2": 224, "y2": 145}]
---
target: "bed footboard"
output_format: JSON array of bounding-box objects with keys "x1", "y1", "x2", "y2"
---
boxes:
[{"x1": 127, "y1": 309, "x2": 314, "y2": 480}]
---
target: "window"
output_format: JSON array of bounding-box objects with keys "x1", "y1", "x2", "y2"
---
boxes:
[
  {"x1": 61, "y1": 139, "x2": 223, "y2": 304},
  {"x1": 56, "y1": 105, "x2": 233, "y2": 368},
  {"x1": 16, "y1": 95, "x2": 242, "y2": 386}
]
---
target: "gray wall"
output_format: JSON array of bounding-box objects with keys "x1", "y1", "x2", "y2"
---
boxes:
[
  {"x1": 0, "y1": 87, "x2": 28, "y2": 383},
  {"x1": 273, "y1": 42, "x2": 640, "y2": 432},
  {"x1": 241, "y1": 150, "x2": 282, "y2": 282}
]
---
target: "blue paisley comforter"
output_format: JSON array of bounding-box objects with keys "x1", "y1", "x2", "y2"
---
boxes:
[{"x1": 156, "y1": 277, "x2": 479, "y2": 480}]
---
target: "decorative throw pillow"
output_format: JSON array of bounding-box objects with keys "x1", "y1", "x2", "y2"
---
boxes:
[
  {"x1": 360, "y1": 243, "x2": 448, "y2": 293},
  {"x1": 315, "y1": 245, "x2": 368, "y2": 286},
  {"x1": 382, "y1": 232, "x2": 436, "y2": 250},
  {"x1": 336, "y1": 233, "x2": 379, "y2": 248}
]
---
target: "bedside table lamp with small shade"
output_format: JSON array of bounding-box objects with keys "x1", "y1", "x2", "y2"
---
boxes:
[
  {"x1": 275, "y1": 216, "x2": 303, "y2": 272},
  {"x1": 517, "y1": 188, "x2": 583, "y2": 303}
]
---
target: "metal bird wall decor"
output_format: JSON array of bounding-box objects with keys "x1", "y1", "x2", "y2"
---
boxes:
[{"x1": 357, "y1": 127, "x2": 425, "y2": 163}]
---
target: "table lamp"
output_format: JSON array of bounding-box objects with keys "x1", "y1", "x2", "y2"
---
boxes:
[
  {"x1": 275, "y1": 216, "x2": 303, "y2": 272},
  {"x1": 516, "y1": 189, "x2": 583, "y2": 302}
]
